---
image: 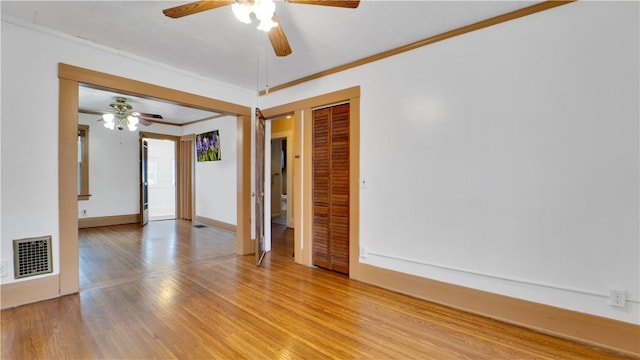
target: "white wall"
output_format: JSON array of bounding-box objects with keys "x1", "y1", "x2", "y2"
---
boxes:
[
  {"x1": 78, "y1": 113, "x2": 140, "y2": 218},
  {"x1": 0, "y1": 18, "x2": 253, "y2": 284},
  {"x1": 260, "y1": 2, "x2": 639, "y2": 324},
  {"x1": 76, "y1": 116, "x2": 183, "y2": 220},
  {"x1": 183, "y1": 116, "x2": 238, "y2": 226}
]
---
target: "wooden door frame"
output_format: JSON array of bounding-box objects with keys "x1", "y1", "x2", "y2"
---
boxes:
[
  {"x1": 178, "y1": 134, "x2": 195, "y2": 220},
  {"x1": 261, "y1": 86, "x2": 361, "y2": 279},
  {"x1": 58, "y1": 63, "x2": 252, "y2": 296}
]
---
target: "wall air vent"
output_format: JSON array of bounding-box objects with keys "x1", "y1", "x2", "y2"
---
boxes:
[{"x1": 13, "y1": 236, "x2": 53, "y2": 279}]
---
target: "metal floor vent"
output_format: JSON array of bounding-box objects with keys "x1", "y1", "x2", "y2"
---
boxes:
[{"x1": 13, "y1": 236, "x2": 53, "y2": 279}]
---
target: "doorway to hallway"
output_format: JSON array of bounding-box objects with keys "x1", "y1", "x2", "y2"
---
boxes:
[
  {"x1": 271, "y1": 137, "x2": 288, "y2": 226},
  {"x1": 259, "y1": 115, "x2": 296, "y2": 258},
  {"x1": 270, "y1": 116, "x2": 295, "y2": 230}
]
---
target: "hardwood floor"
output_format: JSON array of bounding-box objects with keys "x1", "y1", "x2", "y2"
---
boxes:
[
  {"x1": 1, "y1": 220, "x2": 632, "y2": 359},
  {"x1": 78, "y1": 220, "x2": 237, "y2": 290}
]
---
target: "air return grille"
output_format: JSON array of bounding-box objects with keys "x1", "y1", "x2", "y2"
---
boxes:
[{"x1": 13, "y1": 236, "x2": 53, "y2": 279}]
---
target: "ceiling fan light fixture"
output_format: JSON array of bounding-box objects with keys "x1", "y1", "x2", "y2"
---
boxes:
[
  {"x1": 253, "y1": 0, "x2": 276, "y2": 22},
  {"x1": 102, "y1": 113, "x2": 115, "y2": 122},
  {"x1": 257, "y1": 18, "x2": 278, "y2": 31},
  {"x1": 104, "y1": 120, "x2": 115, "y2": 130},
  {"x1": 102, "y1": 113, "x2": 115, "y2": 129},
  {"x1": 231, "y1": 1, "x2": 252, "y2": 24},
  {"x1": 127, "y1": 114, "x2": 139, "y2": 125},
  {"x1": 232, "y1": 0, "x2": 276, "y2": 31},
  {"x1": 103, "y1": 97, "x2": 141, "y2": 131}
]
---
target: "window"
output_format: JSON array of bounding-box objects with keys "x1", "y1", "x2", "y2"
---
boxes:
[{"x1": 78, "y1": 125, "x2": 90, "y2": 200}]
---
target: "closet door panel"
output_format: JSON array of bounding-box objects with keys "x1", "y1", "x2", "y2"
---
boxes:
[
  {"x1": 313, "y1": 108, "x2": 331, "y2": 268},
  {"x1": 312, "y1": 104, "x2": 350, "y2": 274},
  {"x1": 329, "y1": 104, "x2": 350, "y2": 274}
]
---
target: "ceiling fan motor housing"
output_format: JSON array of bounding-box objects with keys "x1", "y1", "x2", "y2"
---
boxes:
[{"x1": 110, "y1": 97, "x2": 133, "y2": 115}]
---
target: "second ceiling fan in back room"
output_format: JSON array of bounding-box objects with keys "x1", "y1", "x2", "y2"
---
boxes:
[
  {"x1": 162, "y1": 0, "x2": 360, "y2": 57},
  {"x1": 97, "y1": 97, "x2": 162, "y2": 131}
]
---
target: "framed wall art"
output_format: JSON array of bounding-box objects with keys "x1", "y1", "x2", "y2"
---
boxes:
[{"x1": 196, "y1": 130, "x2": 221, "y2": 162}]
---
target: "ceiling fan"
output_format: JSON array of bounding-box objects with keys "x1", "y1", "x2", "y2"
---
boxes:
[
  {"x1": 92, "y1": 97, "x2": 162, "y2": 131},
  {"x1": 162, "y1": 0, "x2": 360, "y2": 57}
]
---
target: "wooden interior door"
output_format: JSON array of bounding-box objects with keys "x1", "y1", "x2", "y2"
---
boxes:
[
  {"x1": 140, "y1": 138, "x2": 149, "y2": 226},
  {"x1": 312, "y1": 103, "x2": 350, "y2": 274},
  {"x1": 255, "y1": 108, "x2": 267, "y2": 266}
]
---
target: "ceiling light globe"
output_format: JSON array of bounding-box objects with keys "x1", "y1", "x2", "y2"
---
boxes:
[
  {"x1": 257, "y1": 18, "x2": 278, "y2": 32},
  {"x1": 127, "y1": 115, "x2": 139, "y2": 125},
  {"x1": 102, "y1": 113, "x2": 115, "y2": 122},
  {"x1": 254, "y1": 0, "x2": 276, "y2": 22},
  {"x1": 232, "y1": 2, "x2": 252, "y2": 24}
]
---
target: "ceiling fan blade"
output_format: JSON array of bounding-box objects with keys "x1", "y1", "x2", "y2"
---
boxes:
[
  {"x1": 163, "y1": 0, "x2": 234, "y2": 19},
  {"x1": 268, "y1": 15, "x2": 292, "y2": 57},
  {"x1": 286, "y1": 0, "x2": 360, "y2": 8},
  {"x1": 139, "y1": 118, "x2": 153, "y2": 126},
  {"x1": 138, "y1": 112, "x2": 163, "y2": 120}
]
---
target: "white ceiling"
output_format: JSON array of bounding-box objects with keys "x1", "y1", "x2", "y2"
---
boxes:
[
  {"x1": 78, "y1": 86, "x2": 224, "y2": 125},
  {"x1": 2, "y1": 0, "x2": 539, "y2": 124}
]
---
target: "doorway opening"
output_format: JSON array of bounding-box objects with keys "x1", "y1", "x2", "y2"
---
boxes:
[
  {"x1": 269, "y1": 116, "x2": 295, "y2": 230},
  {"x1": 263, "y1": 115, "x2": 296, "y2": 261},
  {"x1": 58, "y1": 64, "x2": 252, "y2": 298},
  {"x1": 146, "y1": 138, "x2": 176, "y2": 221},
  {"x1": 271, "y1": 137, "x2": 287, "y2": 226}
]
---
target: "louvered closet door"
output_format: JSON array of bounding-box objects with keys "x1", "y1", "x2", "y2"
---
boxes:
[
  {"x1": 312, "y1": 103, "x2": 350, "y2": 274},
  {"x1": 313, "y1": 108, "x2": 331, "y2": 269}
]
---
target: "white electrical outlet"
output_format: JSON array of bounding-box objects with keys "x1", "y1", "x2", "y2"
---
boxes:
[
  {"x1": 609, "y1": 289, "x2": 626, "y2": 308},
  {"x1": 0, "y1": 261, "x2": 8, "y2": 277}
]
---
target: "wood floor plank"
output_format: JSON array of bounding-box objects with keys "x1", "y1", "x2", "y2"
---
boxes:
[{"x1": 1, "y1": 220, "x2": 634, "y2": 359}]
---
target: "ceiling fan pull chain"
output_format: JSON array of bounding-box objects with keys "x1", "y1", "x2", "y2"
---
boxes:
[{"x1": 265, "y1": 50, "x2": 270, "y2": 94}]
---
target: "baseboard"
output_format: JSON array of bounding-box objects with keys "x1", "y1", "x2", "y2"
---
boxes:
[
  {"x1": 357, "y1": 263, "x2": 640, "y2": 357},
  {"x1": 78, "y1": 214, "x2": 139, "y2": 228},
  {"x1": 193, "y1": 215, "x2": 236, "y2": 232},
  {"x1": 1, "y1": 275, "x2": 60, "y2": 309}
]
